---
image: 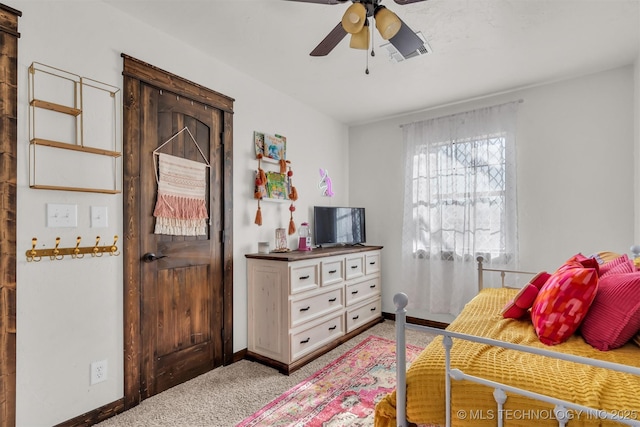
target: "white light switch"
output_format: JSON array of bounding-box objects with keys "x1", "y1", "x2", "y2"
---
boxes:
[
  {"x1": 47, "y1": 203, "x2": 78, "y2": 228},
  {"x1": 91, "y1": 206, "x2": 108, "y2": 228}
]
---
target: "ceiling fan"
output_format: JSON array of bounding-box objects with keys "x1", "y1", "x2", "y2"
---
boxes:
[{"x1": 286, "y1": 0, "x2": 428, "y2": 57}]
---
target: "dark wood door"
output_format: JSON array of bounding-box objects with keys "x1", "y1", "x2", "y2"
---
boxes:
[
  {"x1": 123, "y1": 55, "x2": 234, "y2": 410},
  {"x1": 138, "y1": 84, "x2": 224, "y2": 397}
]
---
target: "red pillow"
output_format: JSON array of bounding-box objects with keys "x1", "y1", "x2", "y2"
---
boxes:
[
  {"x1": 530, "y1": 262, "x2": 599, "y2": 345},
  {"x1": 600, "y1": 256, "x2": 636, "y2": 278},
  {"x1": 580, "y1": 272, "x2": 640, "y2": 350},
  {"x1": 501, "y1": 272, "x2": 550, "y2": 319},
  {"x1": 599, "y1": 254, "x2": 634, "y2": 277}
]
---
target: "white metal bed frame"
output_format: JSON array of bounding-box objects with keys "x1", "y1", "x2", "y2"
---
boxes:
[{"x1": 393, "y1": 258, "x2": 640, "y2": 427}]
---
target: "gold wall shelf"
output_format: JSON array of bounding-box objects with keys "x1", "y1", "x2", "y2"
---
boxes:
[
  {"x1": 30, "y1": 99, "x2": 82, "y2": 116},
  {"x1": 28, "y1": 62, "x2": 122, "y2": 194},
  {"x1": 30, "y1": 138, "x2": 121, "y2": 157},
  {"x1": 25, "y1": 235, "x2": 119, "y2": 262}
]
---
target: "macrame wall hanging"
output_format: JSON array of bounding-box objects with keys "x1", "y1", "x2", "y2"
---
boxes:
[{"x1": 153, "y1": 127, "x2": 210, "y2": 236}]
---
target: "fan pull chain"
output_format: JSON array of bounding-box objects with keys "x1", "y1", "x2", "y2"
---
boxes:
[{"x1": 366, "y1": 18, "x2": 374, "y2": 75}]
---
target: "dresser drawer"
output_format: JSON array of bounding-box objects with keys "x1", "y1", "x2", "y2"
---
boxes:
[
  {"x1": 290, "y1": 261, "x2": 319, "y2": 294},
  {"x1": 291, "y1": 313, "x2": 344, "y2": 361},
  {"x1": 321, "y1": 257, "x2": 344, "y2": 286},
  {"x1": 290, "y1": 287, "x2": 343, "y2": 328},
  {"x1": 365, "y1": 252, "x2": 380, "y2": 275},
  {"x1": 345, "y1": 254, "x2": 364, "y2": 280},
  {"x1": 346, "y1": 276, "x2": 380, "y2": 306},
  {"x1": 346, "y1": 297, "x2": 381, "y2": 333}
]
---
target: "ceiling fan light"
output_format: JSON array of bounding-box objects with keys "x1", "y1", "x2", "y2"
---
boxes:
[
  {"x1": 341, "y1": 2, "x2": 366, "y2": 34},
  {"x1": 375, "y1": 6, "x2": 401, "y2": 40},
  {"x1": 349, "y1": 24, "x2": 370, "y2": 50}
]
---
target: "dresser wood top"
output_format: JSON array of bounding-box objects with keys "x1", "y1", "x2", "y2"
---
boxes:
[{"x1": 245, "y1": 245, "x2": 383, "y2": 262}]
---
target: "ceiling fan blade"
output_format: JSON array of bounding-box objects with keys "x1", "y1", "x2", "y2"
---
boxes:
[
  {"x1": 310, "y1": 22, "x2": 348, "y2": 56},
  {"x1": 393, "y1": 0, "x2": 429, "y2": 4},
  {"x1": 388, "y1": 18, "x2": 424, "y2": 57},
  {"x1": 284, "y1": 0, "x2": 349, "y2": 4}
]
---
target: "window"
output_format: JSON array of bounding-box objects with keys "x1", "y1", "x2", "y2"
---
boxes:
[
  {"x1": 400, "y1": 101, "x2": 519, "y2": 315},
  {"x1": 412, "y1": 133, "x2": 510, "y2": 262}
]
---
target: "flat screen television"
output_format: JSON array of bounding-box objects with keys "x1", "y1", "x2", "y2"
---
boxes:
[{"x1": 313, "y1": 206, "x2": 366, "y2": 247}]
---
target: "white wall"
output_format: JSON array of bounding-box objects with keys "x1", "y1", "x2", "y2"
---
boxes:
[
  {"x1": 13, "y1": 1, "x2": 348, "y2": 425},
  {"x1": 349, "y1": 65, "x2": 636, "y2": 321}
]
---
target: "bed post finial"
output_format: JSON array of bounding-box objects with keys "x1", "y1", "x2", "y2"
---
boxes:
[
  {"x1": 477, "y1": 255, "x2": 485, "y2": 292},
  {"x1": 394, "y1": 292, "x2": 408, "y2": 427},
  {"x1": 393, "y1": 292, "x2": 409, "y2": 310}
]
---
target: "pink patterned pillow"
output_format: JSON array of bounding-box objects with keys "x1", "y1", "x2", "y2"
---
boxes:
[
  {"x1": 580, "y1": 272, "x2": 640, "y2": 350},
  {"x1": 531, "y1": 262, "x2": 599, "y2": 345}
]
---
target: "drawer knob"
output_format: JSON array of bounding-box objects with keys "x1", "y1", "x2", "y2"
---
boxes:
[
  {"x1": 300, "y1": 306, "x2": 310, "y2": 312},
  {"x1": 350, "y1": 265, "x2": 358, "y2": 269},
  {"x1": 300, "y1": 337, "x2": 310, "y2": 344},
  {"x1": 299, "y1": 275, "x2": 310, "y2": 280},
  {"x1": 329, "y1": 269, "x2": 337, "y2": 274},
  {"x1": 369, "y1": 284, "x2": 376, "y2": 288},
  {"x1": 351, "y1": 290, "x2": 359, "y2": 294},
  {"x1": 369, "y1": 261, "x2": 376, "y2": 265},
  {"x1": 328, "y1": 325, "x2": 337, "y2": 331},
  {"x1": 370, "y1": 307, "x2": 377, "y2": 311},
  {"x1": 328, "y1": 297, "x2": 337, "y2": 302},
  {"x1": 352, "y1": 315, "x2": 359, "y2": 320}
]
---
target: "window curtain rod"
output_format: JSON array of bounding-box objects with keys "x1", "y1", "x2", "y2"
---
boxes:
[{"x1": 400, "y1": 99, "x2": 524, "y2": 128}]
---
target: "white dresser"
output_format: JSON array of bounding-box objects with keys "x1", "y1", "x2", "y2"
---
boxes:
[{"x1": 246, "y1": 246, "x2": 383, "y2": 373}]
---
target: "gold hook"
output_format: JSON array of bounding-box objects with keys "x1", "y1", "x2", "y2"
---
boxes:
[
  {"x1": 109, "y1": 235, "x2": 120, "y2": 256},
  {"x1": 52, "y1": 237, "x2": 64, "y2": 260},
  {"x1": 72, "y1": 236, "x2": 84, "y2": 259},
  {"x1": 28, "y1": 237, "x2": 41, "y2": 262},
  {"x1": 93, "y1": 236, "x2": 103, "y2": 257}
]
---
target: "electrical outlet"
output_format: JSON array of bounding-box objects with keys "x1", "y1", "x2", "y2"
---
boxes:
[
  {"x1": 90, "y1": 359, "x2": 108, "y2": 385},
  {"x1": 47, "y1": 203, "x2": 77, "y2": 228}
]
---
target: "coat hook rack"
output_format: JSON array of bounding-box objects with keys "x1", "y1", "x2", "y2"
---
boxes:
[{"x1": 26, "y1": 235, "x2": 120, "y2": 262}]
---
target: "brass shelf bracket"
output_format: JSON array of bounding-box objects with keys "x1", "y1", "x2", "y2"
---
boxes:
[{"x1": 26, "y1": 235, "x2": 120, "y2": 262}]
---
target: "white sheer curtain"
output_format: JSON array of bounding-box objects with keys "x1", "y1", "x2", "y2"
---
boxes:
[{"x1": 401, "y1": 102, "x2": 519, "y2": 316}]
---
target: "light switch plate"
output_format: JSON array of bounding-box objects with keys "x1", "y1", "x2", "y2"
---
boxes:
[
  {"x1": 47, "y1": 203, "x2": 77, "y2": 228},
  {"x1": 91, "y1": 206, "x2": 108, "y2": 228}
]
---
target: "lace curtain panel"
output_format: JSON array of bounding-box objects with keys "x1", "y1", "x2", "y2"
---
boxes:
[{"x1": 401, "y1": 102, "x2": 520, "y2": 316}]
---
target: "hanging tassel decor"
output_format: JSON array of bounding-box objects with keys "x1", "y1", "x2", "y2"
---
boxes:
[
  {"x1": 288, "y1": 166, "x2": 298, "y2": 201},
  {"x1": 255, "y1": 199, "x2": 263, "y2": 226},
  {"x1": 287, "y1": 164, "x2": 297, "y2": 234},
  {"x1": 254, "y1": 154, "x2": 266, "y2": 226},
  {"x1": 288, "y1": 204, "x2": 296, "y2": 235}
]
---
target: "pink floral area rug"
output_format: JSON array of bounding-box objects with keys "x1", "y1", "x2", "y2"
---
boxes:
[{"x1": 236, "y1": 335, "x2": 423, "y2": 427}]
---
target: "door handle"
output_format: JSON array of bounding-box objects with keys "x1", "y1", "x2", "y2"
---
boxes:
[{"x1": 142, "y1": 252, "x2": 167, "y2": 263}]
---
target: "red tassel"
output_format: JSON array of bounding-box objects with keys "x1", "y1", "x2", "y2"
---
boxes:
[
  {"x1": 289, "y1": 186, "x2": 298, "y2": 201},
  {"x1": 288, "y1": 216, "x2": 296, "y2": 235},
  {"x1": 254, "y1": 201, "x2": 262, "y2": 226},
  {"x1": 288, "y1": 205, "x2": 296, "y2": 235}
]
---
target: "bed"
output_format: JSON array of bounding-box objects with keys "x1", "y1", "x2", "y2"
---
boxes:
[{"x1": 374, "y1": 254, "x2": 640, "y2": 427}]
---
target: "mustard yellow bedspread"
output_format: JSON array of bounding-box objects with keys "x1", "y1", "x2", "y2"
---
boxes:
[{"x1": 375, "y1": 288, "x2": 640, "y2": 427}]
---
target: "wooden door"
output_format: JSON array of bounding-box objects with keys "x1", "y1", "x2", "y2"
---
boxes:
[
  {"x1": 122, "y1": 55, "x2": 234, "y2": 408},
  {"x1": 139, "y1": 84, "x2": 223, "y2": 397}
]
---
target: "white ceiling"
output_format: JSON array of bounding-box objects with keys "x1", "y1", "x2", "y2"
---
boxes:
[{"x1": 104, "y1": 0, "x2": 640, "y2": 125}]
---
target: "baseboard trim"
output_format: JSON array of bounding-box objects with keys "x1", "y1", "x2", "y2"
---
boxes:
[
  {"x1": 54, "y1": 398, "x2": 125, "y2": 427},
  {"x1": 382, "y1": 311, "x2": 449, "y2": 329}
]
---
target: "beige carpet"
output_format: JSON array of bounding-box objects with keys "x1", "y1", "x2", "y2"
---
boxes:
[{"x1": 96, "y1": 320, "x2": 435, "y2": 427}]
